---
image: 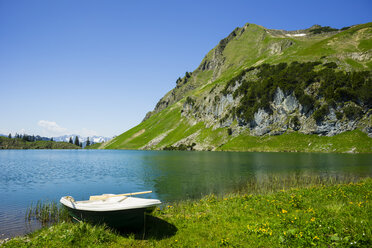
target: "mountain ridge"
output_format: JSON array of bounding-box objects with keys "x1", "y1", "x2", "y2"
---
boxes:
[
  {"x1": 104, "y1": 22, "x2": 372, "y2": 152},
  {"x1": 144, "y1": 22, "x2": 371, "y2": 121}
]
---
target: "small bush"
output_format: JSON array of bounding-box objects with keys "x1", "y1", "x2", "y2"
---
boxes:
[
  {"x1": 185, "y1": 96, "x2": 195, "y2": 106},
  {"x1": 290, "y1": 116, "x2": 301, "y2": 130},
  {"x1": 324, "y1": 62, "x2": 337, "y2": 69},
  {"x1": 309, "y1": 26, "x2": 338, "y2": 34},
  {"x1": 298, "y1": 94, "x2": 315, "y2": 113},
  {"x1": 335, "y1": 111, "x2": 343, "y2": 120},
  {"x1": 313, "y1": 104, "x2": 329, "y2": 123},
  {"x1": 343, "y1": 105, "x2": 363, "y2": 120}
]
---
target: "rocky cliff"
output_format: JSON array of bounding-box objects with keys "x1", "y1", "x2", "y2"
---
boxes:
[{"x1": 180, "y1": 62, "x2": 371, "y2": 138}]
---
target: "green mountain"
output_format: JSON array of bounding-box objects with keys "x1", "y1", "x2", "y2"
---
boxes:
[{"x1": 102, "y1": 22, "x2": 372, "y2": 152}]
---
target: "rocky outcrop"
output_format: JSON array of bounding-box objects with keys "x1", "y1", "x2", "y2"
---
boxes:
[
  {"x1": 199, "y1": 25, "x2": 247, "y2": 73},
  {"x1": 180, "y1": 84, "x2": 371, "y2": 138},
  {"x1": 349, "y1": 51, "x2": 372, "y2": 62},
  {"x1": 268, "y1": 40, "x2": 293, "y2": 55}
]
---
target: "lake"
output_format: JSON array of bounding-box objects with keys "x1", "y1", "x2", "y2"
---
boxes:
[{"x1": 0, "y1": 150, "x2": 371, "y2": 238}]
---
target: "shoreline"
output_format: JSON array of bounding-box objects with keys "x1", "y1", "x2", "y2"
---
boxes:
[
  {"x1": 101, "y1": 130, "x2": 372, "y2": 153},
  {"x1": 3, "y1": 177, "x2": 371, "y2": 247}
]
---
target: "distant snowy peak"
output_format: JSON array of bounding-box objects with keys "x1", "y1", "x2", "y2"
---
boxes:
[
  {"x1": 91, "y1": 136, "x2": 111, "y2": 143},
  {"x1": 52, "y1": 135, "x2": 111, "y2": 143}
]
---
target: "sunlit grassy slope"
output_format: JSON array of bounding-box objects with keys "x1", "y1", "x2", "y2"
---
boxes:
[
  {"x1": 84, "y1": 143, "x2": 102, "y2": 149},
  {"x1": 104, "y1": 22, "x2": 372, "y2": 152},
  {"x1": 219, "y1": 130, "x2": 372, "y2": 153},
  {"x1": 104, "y1": 104, "x2": 183, "y2": 150}
]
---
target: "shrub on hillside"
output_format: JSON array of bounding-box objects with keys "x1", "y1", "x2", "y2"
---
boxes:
[
  {"x1": 309, "y1": 26, "x2": 338, "y2": 34},
  {"x1": 221, "y1": 61, "x2": 370, "y2": 125},
  {"x1": 313, "y1": 104, "x2": 329, "y2": 123},
  {"x1": 343, "y1": 105, "x2": 363, "y2": 120}
]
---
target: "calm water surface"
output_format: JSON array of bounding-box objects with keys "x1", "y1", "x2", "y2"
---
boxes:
[{"x1": 0, "y1": 150, "x2": 371, "y2": 238}]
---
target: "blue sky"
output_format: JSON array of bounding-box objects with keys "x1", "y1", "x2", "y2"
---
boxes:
[{"x1": 1, "y1": 0, "x2": 371, "y2": 137}]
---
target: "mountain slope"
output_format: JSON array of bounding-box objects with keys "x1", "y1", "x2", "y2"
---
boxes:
[{"x1": 104, "y1": 22, "x2": 372, "y2": 152}]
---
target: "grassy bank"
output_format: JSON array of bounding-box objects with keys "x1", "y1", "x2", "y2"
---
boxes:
[
  {"x1": 219, "y1": 129, "x2": 372, "y2": 153},
  {"x1": 0, "y1": 137, "x2": 80, "y2": 149},
  {"x1": 3, "y1": 176, "x2": 371, "y2": 247}
]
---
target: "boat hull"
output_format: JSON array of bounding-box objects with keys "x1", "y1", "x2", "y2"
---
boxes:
[{"x1": 64, "y1": 205, "x2": 156, "y2": 229}]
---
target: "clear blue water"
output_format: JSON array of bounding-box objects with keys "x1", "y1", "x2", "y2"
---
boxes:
[{"x1": 0, "y1": 149, "x2": 371, "y2": 238}]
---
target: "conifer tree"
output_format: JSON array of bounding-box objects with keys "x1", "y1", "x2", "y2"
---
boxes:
[
  {"x1": 74, "y1": 136, "x2": 80, "y2": 146},
  {"x1": 8, "y1": 133, "x2": 11, "y2": 139},
  {"x1": 69, "y1": 137, "x2": 73, "y2": 144},
  {"x1": 86, "y1": 137, "x2": 90, "y2": 147}
]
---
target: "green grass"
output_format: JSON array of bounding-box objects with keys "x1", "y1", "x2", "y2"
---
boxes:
[
  {"x1": 104, "y1": 105, "x2": 183, "y2": 149},
  {"x1": 358, "y1": 39, "x2": 372, "y2": 50},
  {"x1": 154, "y1": 121, "x2": 204, "y2": 149},
  {"x1": 219, "y1": 129, "x2": 372, "y2": 153},
  {"x1": 4, "y1": 176, "x2": 371, "y2": 247},
  {"x1": 26, "y1": 200, "x2": 71, "y2": 226},
  {"x1": 0, "y1": 137, "x2": 81, "y2": 149},
  {"x1": 85, "y1": 143, "x2": 103, "y2": 149},
  {"x1": 296, "y1": 23, "x2": 372, "y2": 59},
  {"x1": 345, "y1": 58, "x2": 365, "y2": 69},
  {"x1": 196, "y1": 126, "x2": 229, "y2": 150}
]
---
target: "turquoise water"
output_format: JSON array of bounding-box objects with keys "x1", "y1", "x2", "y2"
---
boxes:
[{"x1": 0, "y1": 150, "x2": 371, "y2": 238}]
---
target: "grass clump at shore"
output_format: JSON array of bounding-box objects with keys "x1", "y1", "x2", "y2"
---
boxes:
[
  {"x1": 3, "y1": 176, "x2": 371, "y2": 247},
  {"x1": 25, "y1": 200, "x2": 70, "y2": 226}
]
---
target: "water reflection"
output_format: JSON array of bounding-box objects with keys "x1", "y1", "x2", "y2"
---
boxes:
[{"x1": 138, "y1": 151, "x2": 372, "y2": 201}]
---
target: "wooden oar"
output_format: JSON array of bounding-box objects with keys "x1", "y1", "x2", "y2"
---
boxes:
[{"x1": 89, "y1": 191, "x2": 152, "y2": 201}]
